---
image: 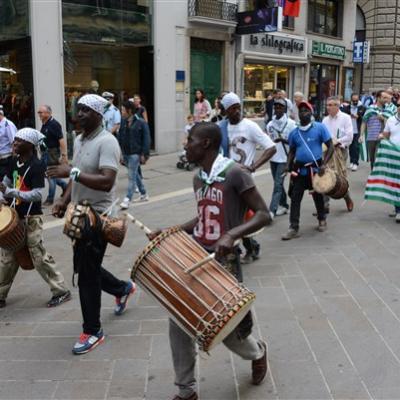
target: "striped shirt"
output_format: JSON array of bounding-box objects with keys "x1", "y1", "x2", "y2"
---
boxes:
[{"x1": 363, "y1": 104, "x2": 395, "y2": 141}]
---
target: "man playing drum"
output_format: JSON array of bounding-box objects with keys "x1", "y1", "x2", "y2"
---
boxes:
[
  {"x1": 0, "y1": 128, "x2": 71, "y2": 308},
  {"x1": 282, "y1": 102, "x2": 334, "y2": 240},
  {"x1": 48, "y1": 94, "x2": 135, "y2": 355},
  {"x1": 149, "y1": 122, "x2": 271, "y2": 400},
  {"x1": 322, "y1": 96, "x2": 354, "y2": 212}
]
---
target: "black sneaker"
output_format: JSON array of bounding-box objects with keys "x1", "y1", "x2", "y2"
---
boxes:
[
  {"x1": 47, "y1": 291, "x2": 71, "y2": 307},
  {"x1": 0, "y1": 299, "x2": 6, "y2": 308}
]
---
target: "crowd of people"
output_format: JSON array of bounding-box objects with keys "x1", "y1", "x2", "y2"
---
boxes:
[{"x1": 0, "y1": 84, "x2": 399, "y2": 400}]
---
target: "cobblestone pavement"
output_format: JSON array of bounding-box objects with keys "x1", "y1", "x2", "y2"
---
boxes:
[{"x1": 0, "y1": 153, "x2": 399, "y2": 400}]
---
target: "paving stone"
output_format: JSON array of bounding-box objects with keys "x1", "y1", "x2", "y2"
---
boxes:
[
  {"x1": 64, "y1": 360, "x2": 113, "y2": 380},
  {"x1": 54, "y1": 381, "x2": 108, "y2": 399},
  {"x1": 140, "y1": 319, "x2": 168, "y2": 335},
  {"x1": 0, "y1": 360, "x2": 69, "y2": 380},
  {"x1": 0, "y1": 381, "x2": 56, "y2": 399}
]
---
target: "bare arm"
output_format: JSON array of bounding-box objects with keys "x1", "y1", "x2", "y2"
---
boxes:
[
  {"x1": 251, "y1": 146, "x2": 277, "y2": 171},
  {"x1": 59, "y1": 138, "x2": 68, "y2": 163}
]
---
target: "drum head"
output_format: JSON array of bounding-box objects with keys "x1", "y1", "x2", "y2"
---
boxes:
[
  {"x1": 313, "y1": 169, "x2": 336, "y2": 194},
  {"x1": 0, "y1": 207, "x2": 13, "y2": 232},
  {"x1": 206, "y1": 296, "x2": 255, "y2": 351}
]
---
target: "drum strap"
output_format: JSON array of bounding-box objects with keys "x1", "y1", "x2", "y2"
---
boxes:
[{"x1": 297, "y1": 131, "x2": 320, "y2": 169}]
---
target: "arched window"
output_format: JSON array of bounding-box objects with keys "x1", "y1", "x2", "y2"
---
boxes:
[{"x1": 356, "y1": 5, "x2": 366, "y2": 41}]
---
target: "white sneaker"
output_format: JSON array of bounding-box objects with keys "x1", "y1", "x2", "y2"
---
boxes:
[
  {"x1": 351, "y1": 164, "x2": 358, "y2": 171},
  {"x1": 276, "y1": 206, "x2": 288, "y2": 216},
  {"x1": 348, "y1": 163, "x2": 353, "y2": 170},
  {"x1": 120, "y1": 197, "x2": 130, "y2": 209},
  {"x1": 135, "y1": 188, "x2": 139, "y2": 193},
  {"x1": 396, "y1": 213, "x2": 400, "y2": 223},
  {"x1": 133, "y1": 194, "x2": 149, "y2": 203},
  {"x1": 269, "y1": 211, "x2": 275, "y2": 220}
]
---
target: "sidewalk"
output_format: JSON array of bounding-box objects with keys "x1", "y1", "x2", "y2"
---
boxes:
[{"x1": 1, "y1": 154, "x2": 400, "y2": 400}]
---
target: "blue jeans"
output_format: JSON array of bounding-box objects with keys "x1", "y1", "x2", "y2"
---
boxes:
[
  {"x1": 124, "y1": 154, "x2": 146, "y2": 200},
  {"x1": 42, "y1": 153, "x2": 67, "y2": 202},
  {"x1": 270, "y1": 161, "x2": 289, "y2": 215}
]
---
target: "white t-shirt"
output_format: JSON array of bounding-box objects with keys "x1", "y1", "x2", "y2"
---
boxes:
[
  {"x1": 228, "y1": 118, "x2": 275, "y2": 166},
  {"x1": 266, "y1": 115, "x2": 297, "y2": 163},
  {"x1": 384, "y1": 115, "x2": 400, "y2": 146}
]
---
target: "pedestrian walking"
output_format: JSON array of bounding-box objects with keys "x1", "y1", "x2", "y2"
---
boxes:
[
  {"x1": 48, "y1": 94, "x2": 136, "y2": 355},
  {"x1": 38, "y1": 105, "x2": 68, "y2": 206},
  {"x1": 266, "y1": 99, "x2": 296, "y2": 217},
  {"x1": 0, "y1": 128, "x2": 70, "y2": 308},
  {"x1": 0, "y1": 105, "x2": 17, "y2": 180},
  {"x1": 118, "y1": 101, "x2": 150, "y2": 210},
  {"x1": 193, "y1": 89, "x2": 211, "y2": 122},
  {"x1": 102, "y1": 92, "x2": 121, "y2": 135},
  {"x1": 282, "y1": 102, "x2": 334, "y2": 240},
  {"x1": 148, "y1": 122, "x2": 271, "y2": 400},
  {"x1": 322, "y1": 96, "x2": 354, "y2": 213},
  {"x1": 221, "y1": 92, "x2": 276, "y2": 263}
]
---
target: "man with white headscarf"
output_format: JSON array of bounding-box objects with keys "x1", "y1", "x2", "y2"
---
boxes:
[
  {"x1": 0, "y1": 128, "x2": 70, "y2": 309},
  {"x1": 221, "y1": 92, "x2": 276, "y2": 264},
  {"x1": 48, "y1": 94, "x2": 135, "y2": 355}
]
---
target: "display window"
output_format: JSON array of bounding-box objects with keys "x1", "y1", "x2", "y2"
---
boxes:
[
  {"x1": 309, "y1": 63, "x2": 338, "y2": 120},
  {"x1": 243, "y1": 64, "x2": 289, "y2": 117}
]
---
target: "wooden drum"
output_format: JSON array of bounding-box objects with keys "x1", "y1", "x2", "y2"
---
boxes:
[
  {"x1": 131, "y1": 227, "x2": 255, "y2": 352},
  {"x1": 0, "y1": 206, "x2": 34, "y2": 270},
  {"x1": 313, "y1": 169, "x2": 349, "y2": 199}
]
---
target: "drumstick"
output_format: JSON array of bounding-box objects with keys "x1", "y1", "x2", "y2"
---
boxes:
[
  {"x1": 185, "y1": 253, "x2": 216, "y2": 274},
  {"x1": 125, "y1": 213, "x2": 152, "y2": 235}
]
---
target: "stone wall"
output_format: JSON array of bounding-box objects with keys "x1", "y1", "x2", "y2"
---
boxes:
[{"x1": 358, "y1": 0, "x2": 400, "y2": 90}]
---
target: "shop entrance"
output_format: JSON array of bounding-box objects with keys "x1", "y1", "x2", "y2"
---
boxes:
[
  {"x1": 309, "y1": 63, "x2": 338, "y2": 120},
  {"x1": 190, "y1": 38, "x2": 222, "y2": 113}
]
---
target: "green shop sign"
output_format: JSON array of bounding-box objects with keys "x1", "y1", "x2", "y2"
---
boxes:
[{"x1": 312, "y1": 41, "x2": 346, "y2": 60}]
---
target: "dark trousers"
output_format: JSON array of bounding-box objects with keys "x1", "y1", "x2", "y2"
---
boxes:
[
  {"x1": 368, "y1": 140, "x2": 379, "y2": 169},
  {"x1": 0, "y1": 156, "x2": 12, "y2": 181},
  {"x1": 289, "y1": 174, "x2": 326, "y2": 231},
  {"x1": 349, "y1": 133, "x2": 360, "y2": 165},
  {"x1": 74, "y1": 242, "x2": 127, "y2": 335}
]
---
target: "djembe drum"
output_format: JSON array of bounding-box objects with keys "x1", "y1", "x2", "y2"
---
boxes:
[
  {"x1": 131, "y1": 227, "x2": 255, "y2": 352},
  {"x1": 0, "y1": 206, "x2": 34, "y2": 270},
  {"x1": 313, "y1": 168, "x2": 349, "y2": 199}
]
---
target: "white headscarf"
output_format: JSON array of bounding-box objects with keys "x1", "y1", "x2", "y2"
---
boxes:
[
  {"x1": 15, "y1": 128, "x2": 45, "y2": 146},
  {"x1": 78, "y1": 94, "x2": 108, "y2": 116},
  {"x1": 221, "y1": 92, "x2": 240, "y2": 110}
]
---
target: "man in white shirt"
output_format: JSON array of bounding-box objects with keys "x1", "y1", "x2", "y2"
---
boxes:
[
  {"x1": 0, "y1": 107, "x2": 17, "y2": 179},
  {"x1": 266, "y1": 99, "x2": 296, "y2": 217},
  {"x1": 221, "y1": 92, "x2": 276, "y2": 263},
  {"x1": 291, "y1": 92, "x2": 304, "y2": 123},
  {"x1": 322, "y1": 96, "x2": 354, "y2": 212},
  {"x1": 278, "y1": 90, "x2": 293, "y2": 118}
]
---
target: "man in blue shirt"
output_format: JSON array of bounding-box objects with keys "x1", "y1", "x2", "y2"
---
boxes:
[
  {"x1": 282, "y1": 102, "x2": 334, "y2": 240},
  {"x1": 102, "y1": 92, "x2": 121, "y2": 136},
  {"x1": 0, "y1": 107, "x2": 17, "y2": 179}
]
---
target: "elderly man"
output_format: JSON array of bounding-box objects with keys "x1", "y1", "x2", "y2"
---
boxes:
[
  {"x1": 0, "y1": 106, "x2": 17, "y2": 180},
  {"x1": 221, "y1": 92, "x2": 276, "y2": 263},
  {"x1": 102, "y1": 91, "x2": 121, "y2": 135},
  {"x1": 291, "y1": 92, "x2": 305, "y2": 123},
  {"x1": 48, "y1": 94, "x2": 135, "y2": 355},
  {"x1": 38, "y1": 105, "x2": 68, "y2": 206},
  {"x1": 322, "y1": 96, "x2": 354, "y2": 212}
]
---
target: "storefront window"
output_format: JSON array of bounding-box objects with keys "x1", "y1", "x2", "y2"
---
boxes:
[
  {"x1": 0, "y1": 0, "x2": 34, "y2": 129},
  {"x1": 308, "y1": 0, "x2": 342, "y2": 37},
  {"x1": 309, "y1": 63, "x2": 338, "y2": 120},
  {"x1": 243, "y1": 64, "x2": 289, "y2": 117}
]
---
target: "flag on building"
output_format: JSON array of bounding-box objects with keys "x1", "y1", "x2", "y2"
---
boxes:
[
  {"x1": 281, "y1": 0, "x2": 300, "y2": 17},
  {"x1": 364, "y1": 140, "x2": 400, "y2": 206}
]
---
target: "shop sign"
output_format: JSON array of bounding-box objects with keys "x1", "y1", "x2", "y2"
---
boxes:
[
  {"x1": 243, "y1": 33, "x2": 307, "y2": 59},
  {"x1": 312, "y1": 41, "x2": 346, "y2": 60}
]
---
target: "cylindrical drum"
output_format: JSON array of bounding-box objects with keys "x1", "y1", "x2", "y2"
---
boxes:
[{"x1": 131, "y1": 227, "x2": 255, "y2": 352}]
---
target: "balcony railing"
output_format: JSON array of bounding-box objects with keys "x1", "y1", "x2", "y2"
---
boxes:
[{"x1": 188, "y1": 0, "x2": 238, "y2": 24}]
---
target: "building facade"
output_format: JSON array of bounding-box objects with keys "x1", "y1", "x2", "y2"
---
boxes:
[{"x1": 357, "y1": 0, "x2": 400, "y2": 92}]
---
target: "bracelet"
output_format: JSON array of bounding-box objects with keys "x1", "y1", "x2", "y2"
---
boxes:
[{"x1": 70, "y1": 167, "x2": 81, "y2": 182}]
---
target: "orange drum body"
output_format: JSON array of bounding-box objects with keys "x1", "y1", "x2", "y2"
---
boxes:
[
  {"x1": 0, "y1": 206, "x2": 34, "y2": 270},
  {"x1": 64, "y1": 203, "x2": 127, "y2": 247},
  {"x1": 131, "y1": 227, "x2": 255, "y2": 352}
]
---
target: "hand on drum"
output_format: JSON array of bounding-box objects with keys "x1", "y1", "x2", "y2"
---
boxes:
[
  {"x1": 52, "y1": 200, "x2": 67, "y2": 218},
  {"x1": 214, "y1": 233, "x2": 235, "y2": 259},
  {"x1": 318, "y1": 165, "x2": 326, "y2": 177},
  {"x1": 147, "y1": 229, "x2": 162, "y2": 241},
  {"x1": 47, "y1": 164, "x2": 72, "y2": 179}
]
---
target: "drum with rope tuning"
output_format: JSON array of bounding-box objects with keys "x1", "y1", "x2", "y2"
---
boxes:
[
  {"x1": 131, "y1": 227, "x2": 255, "y2": 352},
  {"x1": 0, "y1": 206, "x2": 34, "y2": 270}
]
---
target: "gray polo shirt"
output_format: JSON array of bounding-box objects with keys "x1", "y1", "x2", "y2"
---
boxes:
[{"x1": 72, "y1": 126, "x2": 120, "y2": 213}]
